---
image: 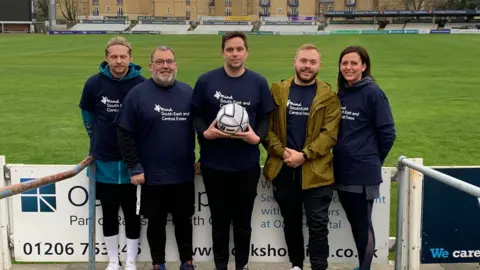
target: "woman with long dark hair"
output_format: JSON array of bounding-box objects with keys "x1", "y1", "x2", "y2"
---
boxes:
[{"x1": 333, "y1": 46, "x2": 396, "y2": 270}]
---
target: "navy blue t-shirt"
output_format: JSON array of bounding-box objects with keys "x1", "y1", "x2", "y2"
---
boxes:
[
  {"x1": 191, "y1": 67, "x2": 275, "y2": 172},
  {"x1": 78, "y1": 68, "x2": 145, "y2": 161},
  {"x1": 114, "y1": 79, "x2": 196, "y2": 185},
  {"x1": 333, "y1": 77, "x2": 396, "y2": 186},
  {"x1": 286, "y1": 82, "x2": 317, "y2": 151}
]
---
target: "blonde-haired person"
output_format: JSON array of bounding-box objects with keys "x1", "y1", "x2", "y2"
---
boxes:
[
  {"x1": 79, "y1": 36, "x2": 146, "y2": 270},
  {"x1": 333, "y1": 46, "x2": 396, "y2": 270},
  {"x1": 263, "y1": 44, "x2": 341, "y2": 270}
]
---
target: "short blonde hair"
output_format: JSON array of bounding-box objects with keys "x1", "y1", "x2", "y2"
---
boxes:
[
  {"x1": 295, "y1": 43, "x2": 321, "y2": 58},
  {"x1": 105, "y1": 36, "x2": 132, "y2": 56}
]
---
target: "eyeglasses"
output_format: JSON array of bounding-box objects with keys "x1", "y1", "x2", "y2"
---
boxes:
[{"x1": 152, "y1": 59, "x2": 175, "y2": 66}]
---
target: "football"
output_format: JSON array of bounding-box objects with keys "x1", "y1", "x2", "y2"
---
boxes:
[{"x1": 215, "y1": 103, "x2": 249, "y2": 134}]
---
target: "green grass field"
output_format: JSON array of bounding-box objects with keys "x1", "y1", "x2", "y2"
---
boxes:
[{"x1": 0, "y1": 34, "x2": 479, "y2": 241}]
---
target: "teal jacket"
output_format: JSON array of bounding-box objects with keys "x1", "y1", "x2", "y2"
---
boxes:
[{"x1": 81, "y1": 62, "x2": 144, "y2": 184}]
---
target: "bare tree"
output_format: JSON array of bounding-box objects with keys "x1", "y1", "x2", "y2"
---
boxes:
[
  {"x1": 439, "y1": 0, "x2": 480, "y2": 8},
  {"x1": 405, "y1": 0, "x2": 438, "y2": 10},
  {"x1": 36, "y1": 0, "x2": 49, "y2": 19},
  {"x1": 57, "y1": 0, "x2": 78, "y2": 25}
]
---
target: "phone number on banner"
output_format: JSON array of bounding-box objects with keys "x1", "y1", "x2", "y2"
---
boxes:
[{"x1": 21, "y1": 242, "x2": 142, "y2": 256}]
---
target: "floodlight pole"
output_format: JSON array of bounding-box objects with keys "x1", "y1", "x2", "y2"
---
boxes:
[{"x1": 49, "y1": 0, "x2": 56, "y2": 30}]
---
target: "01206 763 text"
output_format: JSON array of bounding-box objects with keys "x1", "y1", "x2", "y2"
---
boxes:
[{"x1": 21, "y1": 242, "x2": 142, "y2": 257}]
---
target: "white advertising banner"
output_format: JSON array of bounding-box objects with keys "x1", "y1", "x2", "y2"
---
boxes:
[{"x1": 10, "y1": 165, "x2": 392, "y2": 264}]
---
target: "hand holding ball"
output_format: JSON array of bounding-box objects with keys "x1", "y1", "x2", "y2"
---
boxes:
[{"x1": 215, "y1": 103, "x2": 249, "y2": 134}]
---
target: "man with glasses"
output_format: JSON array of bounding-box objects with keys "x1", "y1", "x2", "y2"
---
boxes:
[{"x1": 114, "y1": 45, "x2": 196, "y2": 270}]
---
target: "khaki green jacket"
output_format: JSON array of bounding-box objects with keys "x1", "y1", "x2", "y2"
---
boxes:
[{"x1": 263, "y1": 77, "x2": 341, "y2": 190}]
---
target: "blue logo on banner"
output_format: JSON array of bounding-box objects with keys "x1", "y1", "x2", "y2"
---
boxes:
[
  {"x1": 20, "y1": 178, "x2": 57, "y2": 213},
  {"x1": 430, "y1": 29, "x2": 451, "y2": 34},
  {"x1": 421, "y1": 168, "x2": 480, "y2": 263}
]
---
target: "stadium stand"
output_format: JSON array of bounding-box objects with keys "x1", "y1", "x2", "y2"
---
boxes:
[
  {"x1": 324, "y1": 21, "x2": 378, "y2": 31},
  {"x1": 130, "y1": 16, "x2": 191, "y2": 34},
  {"x1": 69, "y1": 16, "x2": 130, "y2": 32},
  {"x1": 257, "y1": 16, "x2": 318, "y2": 33},
  {"x1": 404, "y1": 21, "x2": 437, "y2": 31},
  {"x1": 444, "y1": 21, "x2": 480, "y2": 29},
  {"x1": 193, "y1": 16, "x2": 253, "y2": 33}
]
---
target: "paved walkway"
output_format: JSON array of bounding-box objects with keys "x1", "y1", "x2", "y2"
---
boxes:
[{"x1": 8, "y1": 262, "x2": 480, "y2": 269}]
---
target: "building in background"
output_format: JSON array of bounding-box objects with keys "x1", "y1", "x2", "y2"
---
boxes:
[{"x1": 82, "y1": 0, "x2": 407, "y2": 20}]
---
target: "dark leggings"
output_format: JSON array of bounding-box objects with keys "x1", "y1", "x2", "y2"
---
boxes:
[
  {"x1": 100, "y1": 185, "x2": 141, "y2": 239},
  {"x1": 337, "y1": 190, "x2": 375, "y2": 270}
]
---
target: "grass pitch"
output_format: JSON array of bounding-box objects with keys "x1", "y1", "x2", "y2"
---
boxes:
[{"x1": 0, "y1": 34, "x2": 479, "y2": 238}]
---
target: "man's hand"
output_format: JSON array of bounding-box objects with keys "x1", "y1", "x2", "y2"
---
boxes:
[
  {"x1": 284, "y1": 148, "x2": 305, "y2": 168},
  {"x1": 203, "y1": 120, "x2": 232, "y2": 140},
  {"x1": 131, "y1": 173, "x2": 145, "y2": 185},
  {"x1": 283, "y1": 149, "x2": 292, "y2": 160},
  {"x1": 231, "y1": 124, "x2": 260, "y2": 145}
]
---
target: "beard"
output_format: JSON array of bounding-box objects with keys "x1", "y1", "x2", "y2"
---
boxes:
[
  {"x1": 153, "y1": 70, "x2": 177, "y2": 87},
  {"x1": 295, "y1": 68, "x2": 318, "y2": 84}
]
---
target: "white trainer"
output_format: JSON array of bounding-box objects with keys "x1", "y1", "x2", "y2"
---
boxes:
[
  {"x1": 290, "y1": 267, "x2": 302, "y2": 270},
  {"x1": 105, "y1": 262, "x2": 121, "y2": 270},
  {"x1": 125, "y1": 260, "x2": 137, "y2": 270}
]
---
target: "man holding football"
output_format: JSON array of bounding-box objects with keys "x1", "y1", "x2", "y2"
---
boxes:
[{"x1": 190, "y1": 31, "x2": 275, "y2": 270}]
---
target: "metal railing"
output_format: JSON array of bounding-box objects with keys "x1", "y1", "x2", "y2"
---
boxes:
[
  {"x1": 394, "y1": 155, "x2": 480, "y2": 270},
  {"x1": 0, "y1": 156, "x2": 96, "y2": 270}
]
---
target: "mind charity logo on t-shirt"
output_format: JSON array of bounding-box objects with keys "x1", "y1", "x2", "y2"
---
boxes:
[
  {"x1": 340, "y1": 105, "x2": 361, "y2": 121},
  {"x1": 287, "y1": 99, "x2": 310, "y2": 116},
  {"x1": 100, "y1": 96, "x2": 121, "y2": 113},
  {"x1": 153, "y1": 104, "x2": 190, "y2": 121},
  {"x1": 213, "y1": 90, "x2": 252, "y2": 107}
]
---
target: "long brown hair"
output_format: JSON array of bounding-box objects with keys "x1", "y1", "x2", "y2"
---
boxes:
[{"x1": 337, "y1": 46, "x2": 373, "y2": 91}]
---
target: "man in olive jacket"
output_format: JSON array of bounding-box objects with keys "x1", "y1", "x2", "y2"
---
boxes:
[{"x1": 263, "y1": 44, "x2": 341, "y2": 270}]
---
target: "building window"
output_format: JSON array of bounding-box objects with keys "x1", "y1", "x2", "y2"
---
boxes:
[
  {"x1": 225, "y1": 7, "x2": 231, "y2": 15},
  {"x1": 186, "y1": 0, "x2": 190, "y2": 5},
  {"x1": 243, "y1": 8, "x2": 246, "y2": 15},
  {"x1": 167, "y1": 7, "x2": 170, "y2": 13},
  {"x1": 117, "y1": 0, "x2": 123, "y2": 5},
  {"x1": 117, "y1": 7, "x2": 123, "y2": 15},
  {"x1": 93, "y1": 7, "x2": 99, "y2": 15},
  {"x1": 92, "y1": 0, "x2": 98, "y2": 5},
  {"x1": 225, "y1": 0, "x2": 232, "y2": 7},
  {"x1": 328, "y1": 5, "x2": 332, "y2": 11},
  {"x1": 186, "y1": 10, "x2": 191, "y2": 18}
]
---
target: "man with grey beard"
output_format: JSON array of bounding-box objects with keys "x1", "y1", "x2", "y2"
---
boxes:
[
  {"x1": 262, "y1": 44, "x2": 341, "y2": 270},
  {"x1": 114, "y1": 46, "x2": 197, "y2": 270}
]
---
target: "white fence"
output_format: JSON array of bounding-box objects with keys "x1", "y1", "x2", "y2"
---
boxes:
[{"x1": 0, "y1": 155, "x2": 395, "y2": 268}]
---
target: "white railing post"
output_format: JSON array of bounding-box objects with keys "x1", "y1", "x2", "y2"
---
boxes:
[
  {"x1": 395, "y1": 156, "x2": 410, "y2": 270},
  {"x1": 407, "y1": 158, "x2": 423, "y2": 270},
  {"x1": 0, "y1": 156, "x2": 12, "y2": 270}
]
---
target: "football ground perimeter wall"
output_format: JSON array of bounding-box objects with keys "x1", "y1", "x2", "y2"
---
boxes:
[
  {"x1": 0, "y1": 155, "x2": 394, "y2": 266},
  {"x1": 46, "y1": 29, "x2": 480, "y2": 35},
  {"x1": 2, "y1": 154, "x2": 480, "y2": 269}
]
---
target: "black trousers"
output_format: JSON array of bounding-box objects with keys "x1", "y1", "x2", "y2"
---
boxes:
[
  {"x1": 337, "y1": 190, "x2": 375, "y2": 270},
  {"x1": 201, "y1": 164, "x2": 260, "y2": 270},
  {"x1": 97, "y1": 182, "x2": 141, "y2": 239},
  {"x1": 141, "y1": 182, "x2": 195, "y2": 265},
  {"x1": 272, "y1": 165, "x2": 333, "y2": 270}
]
